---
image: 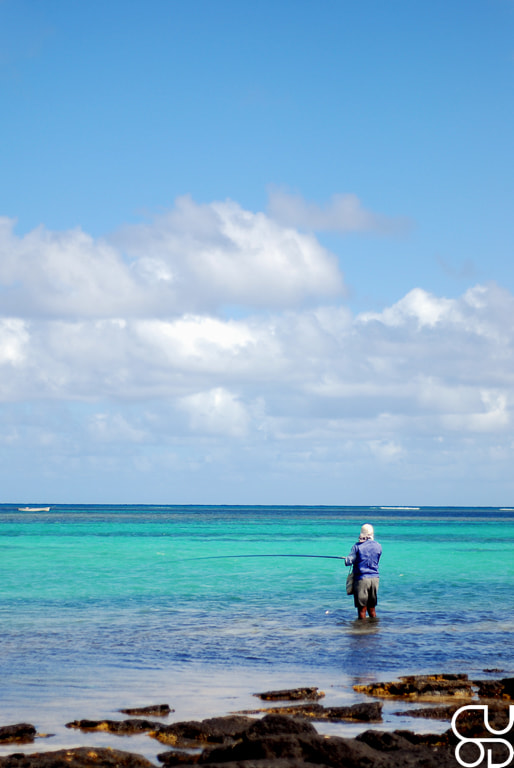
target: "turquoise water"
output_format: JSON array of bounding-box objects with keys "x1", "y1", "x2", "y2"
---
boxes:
[{"x1": 0, "y1": 505, "x2": 513, "y2": 757}]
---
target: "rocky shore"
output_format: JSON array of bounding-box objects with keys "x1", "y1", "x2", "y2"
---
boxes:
[{"x1": 1, "y1": 674, "x2": 513, "y2": 768}]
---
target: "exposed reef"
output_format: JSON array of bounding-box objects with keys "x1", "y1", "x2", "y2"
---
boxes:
[{"x1": 2, "y1": 674, "x2": 513, "y2": 768}]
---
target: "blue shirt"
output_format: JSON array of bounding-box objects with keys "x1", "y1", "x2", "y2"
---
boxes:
[{"x1": 345, "y1": 539, "x2": 382, "y2": 580}]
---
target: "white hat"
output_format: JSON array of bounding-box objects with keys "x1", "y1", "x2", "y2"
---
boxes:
[{"x1": 359, "y1": 523, "x2": 374, "y2": 541}]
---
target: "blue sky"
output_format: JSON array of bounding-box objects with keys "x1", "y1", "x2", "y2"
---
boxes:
[{"x1": 0, "y1": 0, "x2": 513, "y2": 504}]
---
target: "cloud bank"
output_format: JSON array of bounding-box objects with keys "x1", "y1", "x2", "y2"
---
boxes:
[{"x1": 0, "y1": 196, "x2": 512, "y2": 504}]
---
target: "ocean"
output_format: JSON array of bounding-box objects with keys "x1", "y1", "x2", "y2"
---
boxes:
[{"x1": 0, "y1": 504, "x2": 513, "y2": 760}]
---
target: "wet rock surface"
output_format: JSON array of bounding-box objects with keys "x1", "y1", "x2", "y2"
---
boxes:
[
  {"x1": 392, "y1": 704, "x2": 461, "y2": 720},
  {"x1": 253, "y1": 690, "x2": 324, "y2": 702},
  {"x1": 354, "y1": 673, "x2": 475, "y2": 700},
  {"x1": 0, "y1": 726, "x2": 37, "y2": 745},
  {"x1": 151, "y1": 717, "x2": 256, "y2": 748},
  {"x1": 0, "y1": 748, "x2": 155, "y2": 768},
  {"x1": 66, "y1": 719, "x2": 163, "y2": 735},
  {"x1": 160, "y1": 715, "x2": 460, "y2": 768},
  {"x1": 120, "y1": 707, "x2": 173, "y2": 718},
  {"x1": 238, "y1": 702, "x2": 382, "y2": 723},
  {"x1": 473, "y1": 677, "x2": 514, "y2": 700},
  {"x1": 2, "y1": 673, "x2": 514, "y2": 767}
]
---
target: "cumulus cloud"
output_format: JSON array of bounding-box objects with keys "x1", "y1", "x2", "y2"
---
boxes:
[
  {"x1": 0, "y1": 197, "x2": 513, "y2": 502},
  {"x1": 1, "y1": 281, "x2": 513, "y2": 439},
  {"x1": 179, "y1": 387, "x2": 249, "y2": 437},
  {"x1": 115, "y1": 195, "x2": 345, "y2": 312},
  {"x1": 0, "y1": 197, "x2": 344, "y2": 319},
  {"x1": 0, "y1": 217, "x2": 143, "y2": 318},
  {"x1": 267, "y1": 187, "x2": 411, "y2": 234}
]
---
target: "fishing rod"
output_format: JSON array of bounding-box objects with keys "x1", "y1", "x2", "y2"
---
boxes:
[{"x1": 178, "y1": 554, "x2": 345, "y2": 562}]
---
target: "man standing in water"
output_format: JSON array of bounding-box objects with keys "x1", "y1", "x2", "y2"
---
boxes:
[{"x1": 345, "y1": 524, "x2": 382, "y2": 620}]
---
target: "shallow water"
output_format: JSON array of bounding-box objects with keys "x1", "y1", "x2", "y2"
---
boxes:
[{"x1": 0, "y1": 504, "x2": 513, "y2": 759}]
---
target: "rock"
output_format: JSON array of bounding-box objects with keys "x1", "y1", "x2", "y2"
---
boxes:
[
  {"x1": 153, "y1": 713, "x2": 464, "y2": 768},
  {"x1": 201, "y1": 734, "x2": 318, "y2": 765},
  {"x1": 447, "y1": 703, "x2": 514, "y2": 742},
  {"x1": 446, "y1": 705, "x2": 514, "y2": 768},
  {"x1": 0, "y1": 725, "x2": 37, "y2": 744},
  {"x1": 120, "y1": 705, "x2": 173, "y2": 717},
  {"x1": 474, "y1": 679, "x2": 506, "y2": 699},
  {"x1": 356, "y1": 729, "x2": 430, "y2": 752},
  {"x1": 501, "y1": 678, "x2": 514, "y2": 699},
  {"x1": 354, "y1": 673, "x2": 474, "y2": 700},
  {"x1": 0, "y1": 748, "x2": 155, "y2": 768},
  {"x1": 254, "y1": 688, "x2": 324, "y2": 702},
  {"x1": 237, "y1": 702, "x2": 382, "y2": 723},
  {"x1": 199, "y1": 727, "x2": 445, "y2": 767},
  {"x1": 151, "y1": 716, "x2": 255, "y2": 747},
  {"x1": 157, "y1": 750, "x2": 203, "y2": 766},
  {"x1": 243, "y1": 716, "x2": 317, "y2": 739},
  {"x1": 392, "y1": 730, "x2": 450, "y2": 748},
  {"x1": 392, "y1": 704, "x2": 461, "y2": 720},
  {"x1": 237, "y1": 705, "x2": 325, "y2": 717},
  {"x1": 317, "y1": 703, "x2": 383, "y2": 722},
  {"x1": 354, "y1": 730, "x2": 456, "y2": 767},
  {"x1": 66, "y1": 719, "x2": 161, "y2": 734}
]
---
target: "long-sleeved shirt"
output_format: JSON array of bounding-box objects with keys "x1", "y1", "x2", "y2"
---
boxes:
[{"x1": 344, "y1": 539, "x2": 382, "y2": 580}]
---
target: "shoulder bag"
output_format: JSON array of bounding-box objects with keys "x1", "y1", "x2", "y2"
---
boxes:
[{"x1": 346, "y1": 567, "x2": 354, "y2": 595}]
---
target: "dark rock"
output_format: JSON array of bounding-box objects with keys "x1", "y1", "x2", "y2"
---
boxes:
[
  {"x1": 0, "y1": 747, "x2": 155, "y2": 768},
  {"x1": 66, "y1": 719, "x2": 160, "y2": 734},
  {"x1": 474, "y1": 676, "x2": 514, "y2": 701},
  {"x1": 474, "y1": 679, "x2": 506, "y2": 699},
  {"x1": 500, "y1": 677, "x2": 514, "y2": 699},
  {"x1": 201, "y1": 734, "x2": 314, "y2": 764},
  {"x1": 237, "y1": 702, "x2": 382, "y2": 723},
  {"x1": 354, "y1": 673, "x2": 474, "y2": 700},
  {"x1": 201, "y1": 730, "x2": 395, "y2": 767},
  {"x1": 392, "y1": 704, "x2": 461, "y2": 720},
  {"x1": 0, "y1": 725, "x2": 37, "y2": 744},
  {"x1": 164, "y1": 763, "x2": 322, "y2": 768},
  {"x1": 447, "y1": 703, "x2": 514, "y2": 743},
  {"x1": 155, "y1": 713, "x2": 461, "y2": 768},
  {"x1": 237, "y1": 705, "x2": 325, "y2": 717},
  {"x1": 120, "y1": 705, "x2": 173, "y2": 717},
  {"x1": 254, "y1": 688, "x2": 324, "y2": 702},
  {"x1": 318, "y1": 703, "x2": 382, "y2": 722},
  {"x1": 157, "y1": 750, "x2": 202, "y2": 766},
  {"x1": 151, "y1": 716, "x2": 255, "y2": 747},
  {"x1": 356, "y1": 729, "x2": 427, "y2": 752},
  {"x1": 242, "y1": 716, "x2": 317, "y2": 739},
  {"x1": 392, "y1": 730, "x2": 450, "y2": 748}
]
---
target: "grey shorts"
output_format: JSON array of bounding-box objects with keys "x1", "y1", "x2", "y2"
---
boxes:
[{"x1": 353, "y1": 578, "x2": 379, "y2": 609}]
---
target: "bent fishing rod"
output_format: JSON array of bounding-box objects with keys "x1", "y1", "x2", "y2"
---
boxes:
[{"x1": 176, "y1": 554, "x2": 345, "y2": 562}]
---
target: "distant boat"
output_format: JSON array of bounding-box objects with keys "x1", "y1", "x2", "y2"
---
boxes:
[{"x1": 18, "y1": 506, "x2": 51, "y2": 512}]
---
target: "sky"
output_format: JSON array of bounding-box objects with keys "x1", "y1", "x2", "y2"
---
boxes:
[{"x1": 0, "y1": 0, "x2": 513, "y2": 505}]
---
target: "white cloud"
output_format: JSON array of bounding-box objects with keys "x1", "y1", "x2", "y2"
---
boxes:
[
  {"x1": 267, "y1": 187, "x2": 410, "y2": 234},
  {"x1": 0, "y1": 199, "x2": 514, "y2": 503},
  {"x1": 0, "y1": 217, "x2": 143, "y2": 318},
  {"x1": 358, "y1": 287, "x2": 457, "y2": 328},
  {"x1": 0, "y1": 319, "x2": 29, "y2": 365},
  {"x1": 179, "y1": 387, "x2": 249, "y2": 437},
  {"x1": 115, "y1": 195, "x2": 345, "y2": 311},
  {"x1": 0, "y1": 197, "x2": 345, "y2": 320}
]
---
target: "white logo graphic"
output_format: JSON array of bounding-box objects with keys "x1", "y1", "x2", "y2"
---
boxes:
[{"x1": 451, "y1": 705, "x2": 514, "y2": 768}]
